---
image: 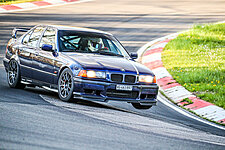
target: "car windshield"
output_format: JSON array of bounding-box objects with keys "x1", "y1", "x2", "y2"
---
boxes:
[{"x1": 58, "y1": 30, "x2": 129, "y2": 57}]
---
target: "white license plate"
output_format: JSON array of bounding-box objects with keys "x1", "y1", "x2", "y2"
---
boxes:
[{"x1": 116, "y1": 85, "x2": 133, "y2": 91}]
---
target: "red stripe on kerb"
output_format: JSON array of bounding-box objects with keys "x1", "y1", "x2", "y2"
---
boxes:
[
  {"x1": 32, "y1": 1, "x2": 51, "y2": 6},
  {"x1": 157, "y1": 76, "x2": 176, "y2": 87},
  {"x1": 143, "y1": 47, "x2": 163, "y2": 56},
  {"x1": 0, "y1": 5, "x2": 21, "y2": 10},
  {"x1": 176, "y1": 96, "x2": 196, "y2": 103},
  {"x1": 157, "y1": 39, "x2": 172, "y2": 44},
  {"x1": 184, "y1": 97, "x2": 213, "y2": 110},
  {"x1": 144, "y1": 60, "x2": 163, "y2": 70},
  {"x1": 157, "y1": 76, "x2": 181, "y2": 90},
  {"x1": 176, "y1": 96, "x2": 196, "y2": 106},
  {"x1": 162, "y1": 83, "x2": 181, "y2": 90},
  {"x1": 218, "y1": 118, "x2": 225, "y2": 124}
]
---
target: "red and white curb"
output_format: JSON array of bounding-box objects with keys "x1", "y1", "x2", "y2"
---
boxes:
[
  {"x1": 138, "y1": 34, "x2": 225, "y2": 125},
  {"x1": 0, "y1": 0, "x2": 92, "y2": 13}
]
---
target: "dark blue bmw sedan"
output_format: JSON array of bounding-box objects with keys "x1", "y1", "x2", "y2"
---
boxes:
[{"x1": 3, "y1": 25, "x2": 158, "y2": 109}]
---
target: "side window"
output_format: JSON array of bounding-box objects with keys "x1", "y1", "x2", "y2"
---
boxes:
[
  {"x1": 22, "y1": 31, "x2": 32, "y2": 45},
  {"x1": 28, "y1": 27, "x2": 45, "y2": 47},
  {"x1": 60, "y1": 36, "x2": 80, "y2": 50},
  {"x1": 106, "y1": 39, "x2": 121, "y2": 54},
  {"x1": 39, "y1": 28, "x2": 56, "y2": 49}
]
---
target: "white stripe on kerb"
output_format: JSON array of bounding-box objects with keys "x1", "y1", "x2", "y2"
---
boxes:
[
  {"x1": 148, "y1": 42, "x2": 168, "y2": 50},
  {"x1": 164, "y1": 86, "x2": 187, "y2": 93},
  {"x1": 0, "y1": 8, "x2": 7, "y2": 12},
  {"x1": 152, "y1": 67, "x2": 172, "y2": 79},
  {"x1": 172, "y1": 94, "x2": 195, "y2": 102},
  {"x1": 165, "y1": 90, "x2": 194, "y2": 102},
  {"x1": 201, "y1": 111, "x2": 225, "y2": 122},
  {"x1": 163, "y1": 86, "x2": 194, "y2": 102},
  {"x1": 207, "y1": 111, "x2": 225, "y2": 122},
  {"x1": 141, "y1": 53, "x2": 161, "y2": 64},
  {"x1": 194, "y1": 105, "x2": 225, "y2": 121},
  {"x1": 44, "y1": 0, "x2": 66, "y2": 4},
  {"x1": 13, "y1": 3, "x2": 38, "y2": 9}
]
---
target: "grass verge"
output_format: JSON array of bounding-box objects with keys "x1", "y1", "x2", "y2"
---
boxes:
[
  {"x1": 162, "y1": 22, "x2": 225, "y2": 109},
  {"x1": 0, "y1": 0, "x2": 39, "y2": 5}
]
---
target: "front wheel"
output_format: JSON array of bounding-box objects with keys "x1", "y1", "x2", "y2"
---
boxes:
[
  {"x1": 131, "y1": 103, "x2": 152, "y2": 109},
  {"x1": 58, "y1": 68, "x2": 74, "y2": 102},
  {"x1": 7, "y1": 60, "x2": 25, "y2": 89}
]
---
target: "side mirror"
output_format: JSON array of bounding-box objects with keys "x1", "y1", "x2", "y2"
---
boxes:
[
  {"x1": 130, "y1": 53, "x2": 138, "y2": 59},
  {"x1": 41, "y1": 44, "x2": 53, "y2": 51}
]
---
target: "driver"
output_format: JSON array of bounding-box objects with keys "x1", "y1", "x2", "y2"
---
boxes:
[{"x1": 87, "y1": 38, "x2": 103, "y2": 52}]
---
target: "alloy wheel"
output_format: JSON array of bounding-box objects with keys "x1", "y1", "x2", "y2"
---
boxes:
[
  {"x1": 8, "y1": 60, "x2": 18, "y2": 85},
  {"x1": 59, "y1": 71, "x2": 73, "y2": 98}
]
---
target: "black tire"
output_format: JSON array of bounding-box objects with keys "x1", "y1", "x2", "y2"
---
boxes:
[
  {"x1": 58, "y1": 68, "x2": 74, "y2": 102},
  {"x1": 131, "y1": 103, "x2": 152, "y2": 109},
  {"x1": 7, "y1": 59, "x2": 25, "y2": 89}
]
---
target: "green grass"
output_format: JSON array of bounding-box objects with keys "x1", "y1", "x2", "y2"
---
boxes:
[
  {"x1": 0, "y1": 0, "x2": 39, "y2": 5},
  {"x1": 162, "y1": 22, "x2": 225, "y2": 109}
]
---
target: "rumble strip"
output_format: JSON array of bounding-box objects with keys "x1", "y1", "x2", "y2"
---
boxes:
[
  {"x1": 0, "y1": 0, "x2": 93, "y2": 13},
  {"x1": 138, "y1": 33, "x2": 225, "y2": 125}
]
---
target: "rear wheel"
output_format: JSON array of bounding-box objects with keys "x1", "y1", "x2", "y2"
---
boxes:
[
  {"x1": 58, "y1": 68, "x2": 74, "y2": 102},
  {"x1": 131, "y1": 103, "x2": 152, "y2": 109},
  {"x1": 7, "y1": 60, "x2": 25, "y2": 89}
]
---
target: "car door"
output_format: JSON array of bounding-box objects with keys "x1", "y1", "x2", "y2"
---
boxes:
[
  {"x1": 18, "y1": 29, "x2": 34, "y2": 79},
  {"x1": 32, "y1": 27, "x2": 56, "y2": 85},
  {"x1": 18, "y1": 27, "x2": 45, "y2": 80}
]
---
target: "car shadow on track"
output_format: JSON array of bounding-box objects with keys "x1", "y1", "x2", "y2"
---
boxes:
[{"x1": 25, "y1": 86, "x2": 122, "y2": 110}]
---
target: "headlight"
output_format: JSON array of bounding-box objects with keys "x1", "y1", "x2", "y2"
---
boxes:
[
  {"x1": 78, "y1": 70, "x2": 106, "y2": 78},
  {"x1": 87, "y1": 70, "x2": 96, "y2": 78},
  {"x1": 94, "y1": 71, "x2": 106, "y2": 78},
  {"x1": 139, "y1": 75, "x2": 156, "y2": 83}
]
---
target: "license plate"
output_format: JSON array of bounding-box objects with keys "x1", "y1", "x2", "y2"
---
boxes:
[{"x1": 116, "y1": 85, "x2": 133, "y2": 91}]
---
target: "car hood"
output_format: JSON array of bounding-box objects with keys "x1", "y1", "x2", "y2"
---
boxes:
[{"x1": 63, "y1": 53, "x2": 154, "y2": 75}]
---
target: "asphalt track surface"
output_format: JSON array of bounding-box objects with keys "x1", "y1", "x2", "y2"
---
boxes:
[{"x1": 1, "y1": 0, "x2": 225, "y2": 149}]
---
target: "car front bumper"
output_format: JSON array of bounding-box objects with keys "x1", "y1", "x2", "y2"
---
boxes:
[{"x1": 73, "y1": 78, "x2": 158, "y2": 105}]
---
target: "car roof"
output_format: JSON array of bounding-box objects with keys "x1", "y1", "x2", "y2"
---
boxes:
[{"x1": 43, "y1": 25, "x2": 112, "y2": 36}]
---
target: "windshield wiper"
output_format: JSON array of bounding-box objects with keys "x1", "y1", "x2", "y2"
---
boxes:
[
  {"x1": 61, "y1": 48, "x2": 124, "y2": 57},
  {"x1": 61, "y1": 49, "x2": 76, "y2": 52},
  {"x1": 62, "y1": 49, "x2": 91, "y2": 53},
  {"x1": 97, "y1": 50, "x2": 124, "y2": 57}
]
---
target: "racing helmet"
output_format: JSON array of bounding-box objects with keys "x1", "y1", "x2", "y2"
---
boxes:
[{"x1": 87, "y1": 38, "x2": 103, "y2": 52}]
